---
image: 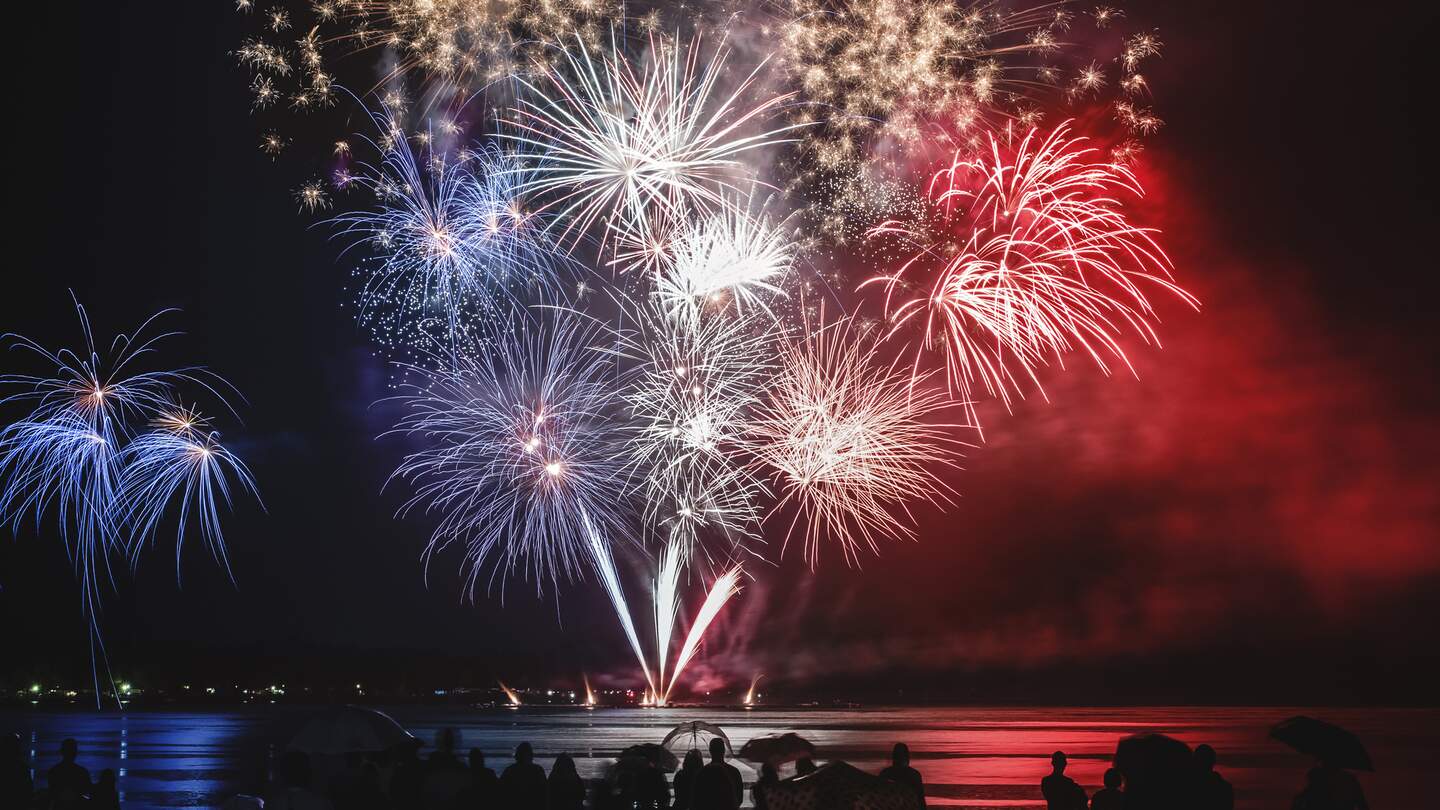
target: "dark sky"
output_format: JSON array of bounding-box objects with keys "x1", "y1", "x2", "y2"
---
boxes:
[{"x1": 3, "y1": 1, "x2": 1437, "y2": 704}]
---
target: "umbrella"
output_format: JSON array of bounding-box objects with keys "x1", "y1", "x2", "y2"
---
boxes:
[
  {"x1": 765, "y1": 762, "x2": 919, "y2": 810},
  {"x1": 619, "y1": 743, "x2": 679, "y2": 772},
  {"x1": 661, "y1": 721, "x2": 731, "y2": 754},
  {"x1": 739, "y1": 732, "x2": 817, "y2": 765},
  {"x1": 286, "y1": 705, "x2": 418, "y2": 755},
  {"x1": 1271, "y1": 716, "x2": 1374, "y2": 771},
  {"x1": 1112, "y1": 733, "x2": 1192, "y2": 808}
]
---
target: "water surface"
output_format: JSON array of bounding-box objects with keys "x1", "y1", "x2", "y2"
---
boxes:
[{"x1": 4, "y1": 706, "x2": 1433, "y2": 808}]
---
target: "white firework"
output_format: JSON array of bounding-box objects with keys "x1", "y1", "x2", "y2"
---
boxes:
[
  {"x1": 504, "y1": 31, "x2": 800, "y2": 252},
  {"x1": 655, "y1": 201, "x2": 795, "y2": 326},
  {"x1": 749, "y1": 316, "x2": 973, "y2": 567},
  {"x1": 609, "y1": 296, "x2": 778, "y2": 562}
]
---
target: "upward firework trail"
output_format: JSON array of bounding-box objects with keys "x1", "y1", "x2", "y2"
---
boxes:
[
  {"x1": 583, "y1": 509, "x2": 655, "y2": 697},
  {"x1": 865, "y1": 122, "x2": 1197, "y2": 429},
  {"x1": 662, "y1": 564, "x2": 743, "y2": 705}
]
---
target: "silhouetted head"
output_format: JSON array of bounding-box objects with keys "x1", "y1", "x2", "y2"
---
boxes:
[
  {"x1": 683, "y1": 749, "x2": 703, "y2": 771},
  {"x1": 1194, "y1": 744, "x2": 1216, "y2": 772},
  {"x1": 708, "y1": 738, "x2": 726, "y2": 761},
  {"x1": 1051, "y1": 751, "x2": 1067, "y2": 773},
  {"x1": 515, "y1": 742, "x2": 534, "y2": 765},
  {"x1": 796, "y1": 757, "x2": 816, "y2": 776},
  {"x1": 436, "y1": 728, "x2": 459, "y2": 754},
  {"x1": 1103, "y1": 768, "x2": 1122, "y2": 789},
  {"x1": 760, "y1": 763, "x2": 778, "y2": 782},
  {"x1": 892, "y1": 743, "x2": 910, "y2": 767},
  {"x1": 469, "y1": 748, "x2": 486, "y2": 770},
  {"x1": 280, "y1": 751, "x2": 312, "y2": 789},
  {"x1": 60, "y1": 738, "x2": 78, "y2": 763},
  {"x1": 552, "y1": 753, "x2": 577, "y2": 779}
]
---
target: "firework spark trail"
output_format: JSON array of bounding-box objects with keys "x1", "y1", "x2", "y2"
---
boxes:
[
  {"x1": 583, "y1": 508, "x2": 655, "y2": 697},
  {"x1": 749, "y1": 316, "x2": 972, "y2": 567},
  {"x1": 653, "y1": 535, "x2": 683, "y2": 691},
  {"x1": 0, "y1": 300, "x2": 257, "y2": 706},
  {"x1": 332, "y1": 115, "x2": 477, "y2": 355},
  {"x1": 117, "y1": 419, "x2": 262, "y2": 581},
  {"x1": 331, "y1": 110, "x2": 573, "y2": 360},
  {"x1": 607, "y1": 295, "x2": 777, "y2": 563},
  {"x1": 503, "y1": 31, "x2": 801, "y2": 252},
  {"x1": 388, "y1": 313, "x2": 630, "y2": 592},
  {"x1": 864, "y1": 121, "x2": 1197, "y2": 430},
  {"x1": 662, "y1": 564, "x2": 743, "y2": 704},
  {"x1": 655, "y1": 201, "x2": 795, "y2": 326}
]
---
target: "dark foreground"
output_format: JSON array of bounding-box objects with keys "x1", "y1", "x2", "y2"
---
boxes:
[{"x1": 3, "y1": 706, "x2": 1435, "y2": 808}]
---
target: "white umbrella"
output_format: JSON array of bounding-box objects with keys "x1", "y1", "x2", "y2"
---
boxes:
[
  {"x1": 287, "y1": 705, "x2": 418, "y2": 755},
  {"x1": 661, "y1": 721, "x2": 731, "y2": 755}
]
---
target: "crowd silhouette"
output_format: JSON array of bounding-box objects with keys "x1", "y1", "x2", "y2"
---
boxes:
[{"x1": 1, "y1": 726, "x2": 1373, "y2": 809}]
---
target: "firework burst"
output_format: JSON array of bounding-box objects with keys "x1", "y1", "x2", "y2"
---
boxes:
[
  {"x1": 748, "y1": 316, "x2": 971, "y2": 566},
  {"x1": 608, "y1": 296, "x2": 778, "y2": 563},
  {"x1": 655, "y1": 200, "x2": 796, "y2": 326},
  {"x1": 387, "y1": 312, "x2": 630, "y2": 593},
  {"x1": 333, "y1": 113, "x2": 570, "y2": 357},
  {"x1": 0, "y1": 299, "x2": 258, "y2": 705},
  {"x1": 504, "y1": 32, "x2": 800, "y2": 252},
  {"x1": 864, "y1": 121, "x2": 1198, "y2": 427}
]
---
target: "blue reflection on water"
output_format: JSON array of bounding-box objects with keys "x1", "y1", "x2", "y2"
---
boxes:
[{"x1": 2, "y1": 706, "x2": 1434, "y2": 809}]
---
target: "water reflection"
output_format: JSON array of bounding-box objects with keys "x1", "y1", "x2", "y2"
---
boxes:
[{"x1": 2, "y1": 706, "x2": 1433, "y2": 808}]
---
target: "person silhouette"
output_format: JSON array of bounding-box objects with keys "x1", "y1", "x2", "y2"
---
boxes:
[
  {"x1": 879, "y1": 742, "x2": 926, "y2": 807},
  {"x1": 693, "y1": 737, "x2": 742, "y2": 810},
  {"x1": 1291, "y1": 763, "x2": 1370, "y2": 810},
  {"x1": 795, "y1": 757, "x2": 817, "y2": 777},
  {"x1": 1090, "y1": 768, "x2": 1124, "y2": 810},
  {"x1": 46, "y1": 738, "x2": 91, "y2": 809},
  {"x1": 422, "y1": 729, "x2": 469, "y2": 809},
  {"x1": 1041, "y1": 751, "x2": 1087, "y2": 810},
  {"x1": 1, "y1": 732, "x2": 33, "y2": 809},
  {"x1": 672, "y1": 748, "x2": 703, "y2": 810},
  {"x1": 1190, "y1": 744, "x2": 1234, "y2": 810},
  {"x1": 752, "y1": 762, "x2": 778, "y2": 810},
  {"x1": 456, "y1": 748, "x2": 499, "y2": 808},
  {"x1": 548, "y1": 753, "x2": 586, "y2": 810},
  {"x1": 91, "y1": 768, "x2": 121, "y2": 810},
  {"x1": 634, "y1": 758, "x2": 671, "y2": 809},
  {"x1": 499, "y1": 742, "x2": 548, "y2": 810}
]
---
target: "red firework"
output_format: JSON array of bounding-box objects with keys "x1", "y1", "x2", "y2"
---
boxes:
[{"x1": 863, "y1": 121, "x2": 1198, "y2": 431}]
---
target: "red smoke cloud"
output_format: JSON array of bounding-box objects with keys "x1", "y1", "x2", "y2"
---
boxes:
[{"x1": 666, "y1": 148, "x2": 1440, "y2": 696}]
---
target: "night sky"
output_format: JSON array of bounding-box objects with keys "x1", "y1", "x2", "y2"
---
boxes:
[{"x1": 3, "y1": 1, "x2": 1437, "y2": 704}]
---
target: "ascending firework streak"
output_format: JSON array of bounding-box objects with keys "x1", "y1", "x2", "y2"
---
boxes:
[
  {"x1": 498, "y1": 680, "x2": 522, "y2": 706},
  {"x1": 583, "y1": 509, "x2": 655, "y2": 697},
  {"x1": 0, "y1": 299, "x2": 259, "y2": 706},
  {"x1": 661, "y1": 564, "x2": 743, "y2": 705},
  {"x1": 504, "y1": 31, "x2": 801, "y2": 252},
  {"x1": 653, "y1": 537, "x2": 683, "y2": 692},
  {"x1": 864, "y1": 122, "x2": 1198, "y2": 431}
]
